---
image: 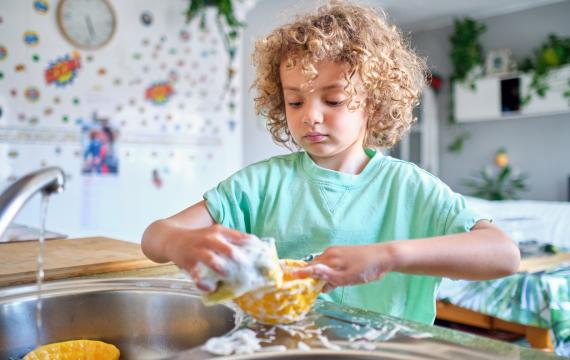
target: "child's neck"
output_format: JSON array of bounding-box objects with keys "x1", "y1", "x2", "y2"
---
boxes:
[{"x1": 309, "y1": 148, "x2": 371, "y2": 175}]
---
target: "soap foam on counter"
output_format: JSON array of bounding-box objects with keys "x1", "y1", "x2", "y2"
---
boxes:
[{"x1": 201, "y1": 313, "x2": 433, "y2": 356}]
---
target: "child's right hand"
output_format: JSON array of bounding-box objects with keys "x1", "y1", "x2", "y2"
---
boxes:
[{"x1": 164, "y1": 224, "x2": 249, "y2": 291}]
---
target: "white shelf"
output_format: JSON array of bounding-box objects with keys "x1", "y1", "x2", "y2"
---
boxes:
[{"x1": 454, "y1": 64, "x2": 570, "y2": 123}]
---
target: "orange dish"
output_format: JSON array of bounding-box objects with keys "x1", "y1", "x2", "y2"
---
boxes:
[
  {"x1": 234, "y1": 259, "x2": 325, "y2": 324},
  {"x1": 24, "y1": 339, "x2": 119, "y2": 360}
]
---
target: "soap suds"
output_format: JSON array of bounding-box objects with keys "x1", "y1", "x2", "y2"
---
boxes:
[{"x1": 195, "y1": 236, "x2": 282, "y2": 304}]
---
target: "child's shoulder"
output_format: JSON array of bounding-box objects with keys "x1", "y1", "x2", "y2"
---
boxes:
[
  {"x1": 380, "y1": 155, "x2": 445, "y2": 186},
  {"x1": 244, "y1": 152, "x2": 300, "y2": 171},
  {"x1": 229, "y1": 152, "x2": 301, "y2": 180}
]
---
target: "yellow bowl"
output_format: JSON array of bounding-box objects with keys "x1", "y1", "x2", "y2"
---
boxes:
[
  {"x1": 23, "y1": 339, "x2": 120, "y2": 360},
  {"x1": 234, "y1": 259, "x2": 325, "y2": 325}
]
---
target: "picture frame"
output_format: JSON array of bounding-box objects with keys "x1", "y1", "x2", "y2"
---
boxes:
[{"x1": 485, "y1": 48, "x2": 515, "y2": 76}]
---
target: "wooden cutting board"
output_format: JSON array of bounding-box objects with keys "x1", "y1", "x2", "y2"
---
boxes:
[{"x1": 0, "y1": 236, "x2": 172, "y2": 287}]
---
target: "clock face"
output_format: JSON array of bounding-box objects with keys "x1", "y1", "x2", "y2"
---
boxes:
[{"x1": 57, "y1": 0, "x2": 116, "y2": 50}]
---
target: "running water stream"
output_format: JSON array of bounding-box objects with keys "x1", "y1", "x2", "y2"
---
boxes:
[{"x1": 35, "y1": 194, "x2": 50, "y2": 347}]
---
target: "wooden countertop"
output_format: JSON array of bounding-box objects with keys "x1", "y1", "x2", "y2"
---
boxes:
[{"x1": 0, "y1": 236, "x2": 174, "y2": 287}]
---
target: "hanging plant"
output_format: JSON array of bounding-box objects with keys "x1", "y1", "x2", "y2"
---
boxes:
[
  {"x1": 462, "y1": 148, "x2": 529, "y2": 200},
  {"x1": 449, "y1": 17, "x2": 486, "y2": 87},
  {"x1": 447, "y1": 17, "x2": 486, "y2": 153},
  {"x1": 518, "y1": 33, "x2": 570, "y2": 106},
  {"x1": 186, "y1": 0, "x2": 245, "y2": 95}
]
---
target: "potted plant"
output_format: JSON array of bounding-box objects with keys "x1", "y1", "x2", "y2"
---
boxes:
[
  {"x1": 518, "y1": 33, "x2": 570, "y2": 106},
  {"x1": 462, "y1": 148, "x2": 529, "y2": 201}
]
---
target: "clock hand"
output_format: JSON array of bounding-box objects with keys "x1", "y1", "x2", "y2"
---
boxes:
[{"x1": 85, "y1": 15, "x2": 96, "y2": 39}]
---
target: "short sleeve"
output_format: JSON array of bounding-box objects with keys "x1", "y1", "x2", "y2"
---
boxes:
[
  {"x1": 203, "y1": 174, "x2": 252, "y2": 232},
  {"x1": 443, "y1": 192, "x2": 492, "y2": 234}
]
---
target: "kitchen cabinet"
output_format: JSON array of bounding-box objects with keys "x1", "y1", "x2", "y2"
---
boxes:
[{"x1": 453, "y1": 64, "x2": 570, "y2": 122}]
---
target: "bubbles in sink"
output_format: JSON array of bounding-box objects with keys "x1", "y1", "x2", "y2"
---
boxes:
[{"x1": 202, "y1": 329, "x2": 264, "y2": 355}]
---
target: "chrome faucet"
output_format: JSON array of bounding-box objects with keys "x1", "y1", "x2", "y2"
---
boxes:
[{"x1": 0, "y1": 167, "x2": 65, "y2": 239}]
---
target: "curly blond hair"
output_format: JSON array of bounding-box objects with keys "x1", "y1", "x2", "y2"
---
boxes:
[{"x1": 252, "y1": 0, "x2": 428, "y2": 148}]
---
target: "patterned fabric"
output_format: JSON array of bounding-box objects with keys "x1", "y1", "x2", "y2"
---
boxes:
[{"x1": 438, "y1": 264, "x2": 570, "y2": 356}]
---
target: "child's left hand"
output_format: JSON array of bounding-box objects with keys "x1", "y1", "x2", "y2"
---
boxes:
[{"x1": 291, "y1": 244, "x2": 396, "y2": 292}]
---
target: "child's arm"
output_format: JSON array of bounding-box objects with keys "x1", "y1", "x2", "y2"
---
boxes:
[
  {"x1": 294, "y1": 220, "x2": 520, "y2": 292},
  {"x1": 141, "y1": 200, "x2": 249, "y2": 290}
]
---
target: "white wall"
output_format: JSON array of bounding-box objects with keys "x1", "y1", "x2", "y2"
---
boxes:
[{"x1": 0, "y1": 0, "x2": 245, "y2": 242}]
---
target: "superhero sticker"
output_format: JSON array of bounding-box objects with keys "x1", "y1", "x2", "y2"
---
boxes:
[
  {"x1": 45, "y1": 51, "x2": 81, "y2": 87},
  {"x1": 145, "y1": 81, "x2": 173, "y2": 105}
]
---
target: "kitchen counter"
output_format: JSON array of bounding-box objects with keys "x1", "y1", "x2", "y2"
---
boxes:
[{"x1": 79, "y1": 267, "x2": 561, "y2": 359}]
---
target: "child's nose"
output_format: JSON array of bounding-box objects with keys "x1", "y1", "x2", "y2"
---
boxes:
[{"x1": 302, "y1": 105, "x2": 323, "y2": 126}]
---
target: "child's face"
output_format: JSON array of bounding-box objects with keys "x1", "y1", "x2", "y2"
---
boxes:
[{"x1": 280, "y1": 59, "x2": 368, "y2": 165}]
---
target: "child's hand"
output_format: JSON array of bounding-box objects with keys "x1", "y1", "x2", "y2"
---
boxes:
[
  {"x1": 292, "y1": 244, "x2": 396, "y2": 292},
  {"x1": 164, "y1": 224, "x2": 249, "y2": 291}
]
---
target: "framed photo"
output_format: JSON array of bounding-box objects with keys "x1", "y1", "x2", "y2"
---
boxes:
[{"x1": 485, "y1": 48, "x2": 515, "y2": 76}]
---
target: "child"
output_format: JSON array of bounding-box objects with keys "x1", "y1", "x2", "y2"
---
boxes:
[{"x1": 142, "y1": 0, "x2": 520, "y2": 325}]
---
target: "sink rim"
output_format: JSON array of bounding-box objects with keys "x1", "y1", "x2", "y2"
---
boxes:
[{"x1": 0, "y1": 277, "x2": 234, "y2": 305}]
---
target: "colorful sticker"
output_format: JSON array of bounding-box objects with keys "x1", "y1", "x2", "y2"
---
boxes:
[
  {"x1": 15, "y1": 64, "x2": 26, "y2": 72},
  {"x1": 33, "y1": 0, "x2": 49, "y2": 14},
  {"x1": 145, "y1": 81, "x2": 173, "y2": 105},
  {"x1": 45, "y1": 51, "x2": 81, "y2": 87},
  {"x1": 32, "y1": 54, "x2": 40, "y2": 62},
  {"x1": 23, "y1": 31, "x2": 39, "y2": 46},
  {"x1": 98, "y1": 68, "x2": 106, "y2": 76},
  {"x1": 141, "y1": 11, "x2": 153, "y2": 26},
  {"x1": 0, "y1": 46, "x2": 7, "y2": 61},
  {"x1": 24, "y1": 86, "x2": 40, "y2": 102}
]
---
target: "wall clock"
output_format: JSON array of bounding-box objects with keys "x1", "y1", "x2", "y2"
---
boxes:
[{"x1": 57, "y1": 0, "x2": 117, "y2": 50}]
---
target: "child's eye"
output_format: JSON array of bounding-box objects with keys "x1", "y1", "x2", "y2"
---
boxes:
[
  {"x1": 326, "y1": 100, "x2": 345, "y2": 107},
  {"x1": 288, "y1": 101, "x2": 302, "y2": 108}
]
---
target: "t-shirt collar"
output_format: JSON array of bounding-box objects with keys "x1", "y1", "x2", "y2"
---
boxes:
[{"x1": 300, "y1": 148, "x2": 383, "y2": 187}]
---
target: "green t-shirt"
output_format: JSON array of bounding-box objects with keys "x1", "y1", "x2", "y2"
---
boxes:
[{"x1": 204, "y1": 149, "x2": 485, "y2": 324}]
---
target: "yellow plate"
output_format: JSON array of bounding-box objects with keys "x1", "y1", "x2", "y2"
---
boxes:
[
  {"x1": 234, "y1": 259, "x2": 325, "y2": 324},
  {"x1": 23, "y1": 339, "x2": 120, "y2": 360}
]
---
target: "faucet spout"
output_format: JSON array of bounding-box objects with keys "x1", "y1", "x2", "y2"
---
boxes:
[{"x1": 0, "y1": 167, "x2": 65, "y2": 239}]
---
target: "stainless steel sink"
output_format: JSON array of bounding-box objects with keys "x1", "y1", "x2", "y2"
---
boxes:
[{"x1": 0, "y1": 278, "x2": 239, "y2": 359}]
